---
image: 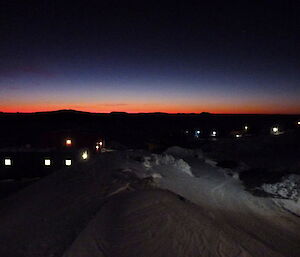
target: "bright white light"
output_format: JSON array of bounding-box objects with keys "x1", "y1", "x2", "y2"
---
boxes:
[
  {"x1": 99, "y1": 141, "x2": 103, "y2": 146},
  {"x1": 212, "y1": 131, "x2": 217, "y2": 136},
  {"x1": 65, "y1": 159, "x2": 72, "y2": 166},
  {"x1": 44, "y1": 159, "x2": 51, "y2": 166},
  {"x1": 245, "y1": 126, "x2": 248, "y2": 130},
  {"x1": 196, "y1": 130, "x2": 200, "y2": 134},
  {"x1": 4, "y1": 158, "x2": 11, "y2": 166},
  {"x1": 185, "y1": 130, "x2": 189, "y2": 134},
  {"x1": 82, "y1": 151, "x2": 88, "y2": 160},
  {"x1": 272, "y1": 127, "x2": 279, "y2": 133},
  {"x1": 236, "y1": 134, "x2": 241, "y2": 138},
  {"x1": 297, "y1": 121, "x2": 300, "y2": 125},
  {"x1": 66, "y1": 139, "x2": 72, "y2": 146},
  {"x1": 96, "y1": 145, "x2": 100, "y2": 150}
]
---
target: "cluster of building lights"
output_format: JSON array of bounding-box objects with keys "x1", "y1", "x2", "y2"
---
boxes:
[
  {"x1": 2, "y1": 158, "x2": 74, "y2": 167},
  {"x1": 185, "y1": 122, "x2": 300, "y2": 138},
  {"x1": 95, "y1": 140, "x2": 103, "y2": 151},
  {"x1": 1, "y1": 137, "x2": 105, "y2": 170},
  {"x1": 190, "y1": 129, "x2": 218, "y2": 137}
]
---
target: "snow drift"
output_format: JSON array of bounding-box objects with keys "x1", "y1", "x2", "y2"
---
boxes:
[
  {"x1": 142, "y1": 153, "x2": 194, "y2": 177},
  {"x1": 262, "y1": 174, "x2": 300, "y2": 216}
]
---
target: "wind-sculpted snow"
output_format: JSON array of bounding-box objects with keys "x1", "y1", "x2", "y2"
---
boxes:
[
  {"x1": 1, "y1": 149, "x2": 300, "y2": 257},
  {"x1": 143, "y1": 153, "x2": 194, "y2": 177},
  {"x1": 262, "y1": 174, "x2": 300, "y2": 200},
  {"x1": 120, "y1": 148, "x2": 300, "y2": 256},
  {"x1": 261, "y1": 174, "x2": 300, "y2": 216},
  {"x1": 64, "y1": 190, "x2": 282, "y2": 257}
]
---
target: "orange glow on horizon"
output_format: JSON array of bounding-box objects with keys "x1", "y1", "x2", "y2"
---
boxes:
[{"x1": 0, "y1": 102, "x2": 299, "y2": 114}]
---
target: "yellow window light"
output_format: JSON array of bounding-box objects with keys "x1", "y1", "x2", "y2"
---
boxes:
[
  {"x1": 44, "y1": 159, "x2": 51, "y2": 166},
  {"x1": 82, "y1": 151, "x2": 88, "y2": 160},
  {"x1": 66, "y1": 139, "x2": 72, "y2": 146},
  {"x1": 4, "y1": 158, "x2": 12, "y2": 166},
  {"x1": 65, "y1": 159, "x2": 72, "y2": 166}
]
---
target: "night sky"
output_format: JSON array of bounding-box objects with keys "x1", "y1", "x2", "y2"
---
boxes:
[{"x1": 1, "y1": 1, "x2": 300, "y2": 114}]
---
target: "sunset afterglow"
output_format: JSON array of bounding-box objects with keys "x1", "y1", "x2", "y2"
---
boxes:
[{"x1": 1, "y1": 2, "x2": 299, "y2": 114}]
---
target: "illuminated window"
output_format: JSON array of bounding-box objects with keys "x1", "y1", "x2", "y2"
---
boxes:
[
  {"x1": 44, "y1": 159, "x2": 51, "y2": 166},
  {"x1": 65, "y1": 159, "x2": 72, "y2": 166},
  {"x1": 66, "y1": 139, "x2": 72, "y2": 146},
  {"x1": 4, "y1": 158, "x2": 12, "y2": 166},
  {"x1": 82, "y1": 151, "x2": 88, "y2": 160}
]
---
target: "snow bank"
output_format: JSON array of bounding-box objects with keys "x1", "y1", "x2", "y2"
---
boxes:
[
  {"x1": 274, "y1": 198, "x2": 300, "y2": 216},
  {"x1": 143, "y1": 154, "x2": 194, "y2": 177},
  {"x1": 261, "y1": 174, "x2": 300, "y2": 216},
  {"x1": 261, "y1": 175, "x2": 300, "y2": 200}
]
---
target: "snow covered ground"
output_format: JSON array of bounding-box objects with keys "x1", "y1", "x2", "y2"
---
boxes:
[
  {"x1": 0, "y1": 146, "x2": 300, "y2": 257},
  {"x1": 261, "y1": 174, "x2": 300, "y2": 216}
]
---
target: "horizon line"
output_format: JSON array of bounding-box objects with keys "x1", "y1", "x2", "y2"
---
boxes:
[{"x1": 1, "y1": 109, "x2": 299, "y2": 115}]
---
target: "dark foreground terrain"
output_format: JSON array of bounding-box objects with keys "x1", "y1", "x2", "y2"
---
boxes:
[{"x1": 0, "y1": 111, "x2": 299, "y2": 257}]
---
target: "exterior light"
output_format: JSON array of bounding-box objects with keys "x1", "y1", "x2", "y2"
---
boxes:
[
  {"x1": 271, "y1": 126, "x2": 280, "y2": 135},
  {"x1": 65, "y1": 159, "x2": 72, "y2": 166},
  {"x1": 195, "y1": 130, "x2": 200, "y2": 137},
  {"x1": 211, "y1": 131, "x2": 217, "y2": 137},
  {"x1": 96, "y1": 145, "x2": 100, "y2": 150},
  {"x1": 297, "y1": 121, "x2": 300, "y2": 125},
  {"x1": 185, "y1": 130, "x2": 189, "y2": 134},
  {"x1": 4, "y1": 158, "x2": 12, "y2": 166},
  {"x1": 82, "y1": 151, "x2": 88, "y2": 160},
  {"x1": 66, "y1": 139, "x2": 72, "y2": 146},
  {"x1": 236, "y1": 134, "x2": 241, "y2": 138},
  {"x1": 99, "y1": 141, "x2": 103, "y2": 146},
  {"x1": 245, "y1": 126, "x2": 248, "y2": 130},
  {"x1": 44, "y1": 159, "x2": 51, "y2": 166}
]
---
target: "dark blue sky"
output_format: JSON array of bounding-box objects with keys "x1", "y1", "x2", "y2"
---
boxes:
[{"x1": 1, "y1": 1, "x2": 300, "y2": 113}]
